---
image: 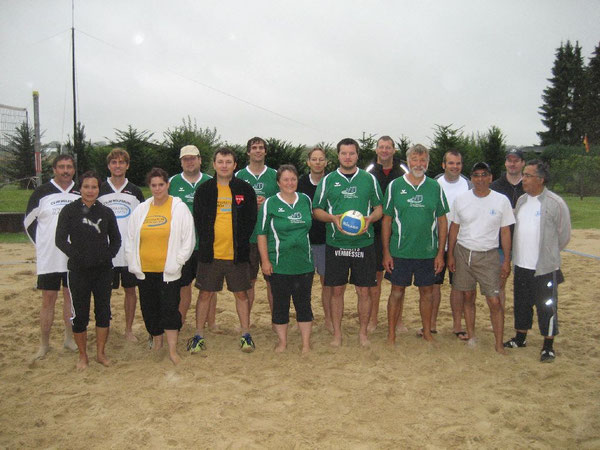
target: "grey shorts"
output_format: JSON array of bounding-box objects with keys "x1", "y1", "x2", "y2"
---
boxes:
[
  {"x1": 195, "y1": 260, "x2": 251, "y2": 293},
  {"x1": 311, "y1": 244, "x2": 326, "y2": 276},
  {"x1": 453, "y1": 244, "x2": 500, "y2": 297}
]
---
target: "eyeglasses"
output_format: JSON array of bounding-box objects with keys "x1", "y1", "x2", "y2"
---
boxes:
[
  {"x1": 522, "y1": 173, "x2": 541, "y2": 179},
  {"x1": 471, "y1": 172, "x2": 489, "y2": 178}
]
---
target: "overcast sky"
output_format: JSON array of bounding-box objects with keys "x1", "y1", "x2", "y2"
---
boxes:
[{"x1": 1, "y1": 0, "x2": 599, "y2": 149}]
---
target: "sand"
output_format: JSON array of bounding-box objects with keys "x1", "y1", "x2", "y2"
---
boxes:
[{"x1": 1, "y1": 230, "x2": 599, "y2": 449}]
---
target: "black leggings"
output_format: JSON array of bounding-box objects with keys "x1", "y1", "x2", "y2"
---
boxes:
[
  {"x1": 138, "y1": 272, "x2": 182, "y2": 336},
  {"x1": 270, "y1": 272, "x2": 314, "y2": 325},
  {"x1": 68, "y1": 268, "x2": 112, "y2": 333}
]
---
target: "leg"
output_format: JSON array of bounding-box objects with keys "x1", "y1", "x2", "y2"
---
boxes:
[
  {"x1": 91, "y1": 269, "x2": 112, "y2": 366},
  {"x1": 74, "y1": 331, "x2": 88, "y2": 369},
  {"x1": 462, "y1": 290, "x2": 477, "y2": 342},
  {"x1": 95, "y1": 327, "x2": 110, "y2": 366},
  {"x1": 36, "y1": 289, "x2": 58, "y2": 359},
  {"x1": 195, "y1": 290, "x2": 213, "y2": 337},
  {"x1": 165, "y1": 329, "x2": 180, "y2": 365},
  {"x1": 62, "y1": 287, "x2": 77, "y2": 351},
  {"x1": 356, "y1": 286, "x2": 371, "y2": 346},
  {"x1": 431, "y1": 284, "x2": 441, "y2": 332},
  {"x1": 418, "y1": 285, "x2": 435, "y2": 341},
  {"x1": 233, "y1": 291, "x2": 251, "y2": 334},
  {"x1": 387, "y1": 285, "x2": 406, "y2": 345},
  {"x1": 207, "y1": 292, "x2": 218, "y2": 330},
  {"x1": 320, "y1": 275, "x2": 334, "y2": 334},
  {"x1": 330, "y1": 285, "x2": 346, "y2": 346},
  {"x1": 450, "y1": 288, "x2": 466, "y2": 334},
  {"x1": 290, "y1": 273, "x2": 314, "y2": 353},
  {"x1": 273, "y1": 324, "x2": 288, "y2": 352},
  {"x1": 123, "y1": 286, "x2": 138, "y2": 341},
  {"x1": 245, "y1": 280, "x2": 256, "y2": 315},
  {"x1": 486, "y1": 295, "x2": 506, "y2": 354},
  {"x1": 178, "y1": 282, "x2": 193, "y2": 327},
  {"x1": 270, "y1": 273, "x2": 292, "y2": 351},
  {"x1": 367, "y1": 271, "x2": 384, "y2": 332},
  {"x1": 137, "y1": 274, "x2": 163, "y2": 341}
]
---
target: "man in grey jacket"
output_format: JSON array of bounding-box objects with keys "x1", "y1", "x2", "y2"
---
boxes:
[{"x1": 503, "y1": 160, "x2": 571, "y2": 362}]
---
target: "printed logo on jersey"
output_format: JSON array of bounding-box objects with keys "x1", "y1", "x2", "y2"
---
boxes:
[
  {"x1": 489, "y1": 209, "x2": 497, "y2": 216},
  {"x1": 407, "y1": 195, "x2": 424, "y2": 207},
  {"x1": 103, "y1": 199, "x2": 132, "y2": 219},
  {"x1": 535, "y1": 210, "x2": 541, "y2": 217},
  {"x1": 334, "y1": 248, "x2": 365, "y2": 258},
  {"x1": 50, "y1": 199, "x2": 74, "y2": 215},
  {"x1": 184, "y1": 192, "x2": 195, "y2": 204},
  {"x1": 217, "y1": 196, "x2": 232, "y2": 212},
  {"x1": 287, "y1": 212, "x2": 305, "y2": 224},
  {"x1": 253, "y1": 182, "x2": 264, "y2": 193},
  {"x1": 334, "y1": 182, "x2": 341, "y2": 187},
  {"x1": 400, "y1": 189, "x2": 407, "y2": 194},
  {"x1": 341, "y1": 186, "x2": 358, "y2": 199},
  {"x1": 278, "y1": 207, "x2": 285, "y2": 213},
  {"x1": 145, "y1": 215, "x2": 168, "y2": 227},
  {"x1": 82, "y1": 217, "x2": 103, "y2": 233}
]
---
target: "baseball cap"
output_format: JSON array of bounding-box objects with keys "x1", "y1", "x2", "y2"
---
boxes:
[
  {"x1": 471, "y1": 162, "x2": 491, "y2": 173},
  {"x1": 179, "y1": 145, "x2": 200, "y2": 158},
  {"x1": 505, "y1": 148, "x2": 524, "y2": 160}
]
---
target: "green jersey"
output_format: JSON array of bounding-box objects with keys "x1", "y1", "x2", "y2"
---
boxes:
[
  {"x1": 236, "y1": 166, "x2": 279, "y2": 243},
  {"x1": 313, "y1": 168, "x2": 383, "y2": 248},
  {"x1": 257, "y1": 192, "x2": 313, "y2": 275},
  {"x1": 168, "y1": 172, "x2": 212, "y2": 249},
  {"x1": 383, "y1": 175, "x2": 449, "y2": 259}
]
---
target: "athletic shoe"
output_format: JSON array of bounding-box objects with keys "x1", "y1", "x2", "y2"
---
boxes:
[
  {"x1": 240, "y1": 333, "x2": 255, "y2": 353},
  {"x1": 187, "y1": 335, "x2": 206, "y2": 353},
  {"x1": 503, "y1": 337, "x2": 527, "y2": 348},
  {"x1": 540, "y1": 349, "x2": 556, "y2": 363}
]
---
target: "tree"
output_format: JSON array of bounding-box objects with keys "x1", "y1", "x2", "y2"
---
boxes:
[
  {"x1": 1, "y1": 122, "x2": 37, "y2": 188},
  {"x1": 428, "y1": 124, "x2": 464, "y2": 177},
  {"x1": 264, "y1": 139, "x2": 306, "y2": 174},
  {"x1": 584, "y1": 42, "x2": 600, "y2": 146},
  {"x1": 357, "y1": 132, "x2": 377, "y2": 169},
  {"x1": 396, "y1": 134, "x2": 411, "y2": 161},
  {"x1": 110, "y1": 126, "x2": 159, "y2": 186},
  {"x1": 478, "y1": 126, "x2": 506, "y2": 179},
  {"x1": 538, "y1": 41, "x2": 586, "y2": 146},
  {"x1": 64, "y1": 122, "x2": 93, "y2": 178}
]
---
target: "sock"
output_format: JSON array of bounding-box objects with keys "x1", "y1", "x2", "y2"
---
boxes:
[
  {"x1": 515, "y1": 331, "x2": 527, "y2": 345},
  {"x1": 543, "y1": 337, "x2": 554, "y2": 352}
]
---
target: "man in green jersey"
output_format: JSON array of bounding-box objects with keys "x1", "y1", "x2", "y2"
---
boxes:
[
  {"x1": 168, "y1": 145, "x2": 213, "y2": 328},
  {"x1": 235, "y1": 137, "x2": 279, "y2": 315},
  {"x1": 382, "y1": 144, "x2": 449, "y2": 344},
  {"x1": 313, "y1": 138, "x2": 383, "y2": 347}
]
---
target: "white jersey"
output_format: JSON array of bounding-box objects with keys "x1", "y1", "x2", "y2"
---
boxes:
[
  {"x1": 98, "y1": 178, "x2": 144, "y2": 267},
  {"x1": 513, "y1": 194, "x2": 541, "y2": 270},
  {"x1": 24, "y1": 180, "x2": 80, "y2": 275},
  {"x1": 437, "y1": 174, "x2": 471, "y2": 249},
  {"x1": 449, "y1": 190, "x2": 515, "y2": 252}
]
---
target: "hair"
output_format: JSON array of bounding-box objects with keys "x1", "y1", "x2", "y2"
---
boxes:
[
  {"x1": 276, "y1": 164, "x2": 298, "y2": 182},
  {"x1": 246, "y1": 137, "x2": 267, "y2": 154},
  {"x1": 106, "y1": 147, "x2": 130, "y2": 164},
  {"x1": 443, "y1": 149, "x2": 462, "y2": 163},
  {"x1": 52, "y1": 153, "x2": 75, "y2": 169},
  {"x1": 307, "y1": 147, "x2": 326, "y2": 159},
  {"x1": 336, "y1": 138, "x2": 359, "y2": 154},
  {"x1": 145, "y1": 167, "x2": 169, "y2": 185},
  {"x1": 377, "y1": 136, "x2": 395, "y2": 148},
  {"x1": 79, "y1": 170, "x2": 102, "y2": 189},
  {"x1": 526, "y1": 159, "x2": 550, "y2": 184},
  {"x1": 213, "y1": 146, "x2": 237, "y2": 163},
  {"x1": 406, "y1": 144, "x2": 429, "y2": 160}
]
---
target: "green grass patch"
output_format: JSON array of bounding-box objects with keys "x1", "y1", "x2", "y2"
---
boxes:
[
  {"x1": 0, "y1": 232, "x2": 30, "y2": 243},
  {"x1": 0, "y1": 184, "x2": 34, "y2": 212},
  {"x1": 562, "y1": 195, "x2": 600, "y2": 229}
]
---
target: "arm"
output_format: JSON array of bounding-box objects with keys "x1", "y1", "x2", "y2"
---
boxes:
[
  {"x1": 107, "y1": 209, "x2": 122, "y2": 259},
  {"x1": 177, "y1": 204, "x2": 196, "y2": 265},
  {"x1": 359, "y1": 204, "x2": 383, "y2": 235},
  {"x1": 257, "y1": 234, "x2": 273, "y2": 276},
  {"x1": 499, "y1": 225, "x2": 512, "y2": 279},
  {"x1": 434, "y1": 215, "x2": 448, "y2": 274},
  {"x1": 313, "y1": 208, "x2": 344, "y2": 233},
  {"x1": 447, "y1": 222, "x2": 460, "y2": 273},
  {"x1": 55, "y1": 207, "x2": 75, "y2": 259},
  {"x1": 381, "y1": 214, "x2": 394, "y2": 273},
  {"x1": 557, "y1": 198, "x2": 571, "y2": 250}
]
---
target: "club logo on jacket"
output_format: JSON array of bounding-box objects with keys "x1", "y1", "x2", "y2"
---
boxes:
[
  {"x1": 82, "y1": 217, "x2": 102, "y2": 233},
  {"x1": 235, "y1": 195, "x2": 245, "y2": 205}
]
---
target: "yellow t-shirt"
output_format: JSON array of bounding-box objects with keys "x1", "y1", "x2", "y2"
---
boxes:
[
  {"x1": 140, "y1": 197, "x2": 172, "y2": 272},
  {"x1": 213, "y1": 183, "x2": 234, "y2": 260}
]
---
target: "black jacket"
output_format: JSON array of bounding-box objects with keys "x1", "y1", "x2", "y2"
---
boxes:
[
  {"x1": 490, "y1": 173, "x2": 524, "y2": 208},
  {"x1": 193, "y1": 177, "x2": 257, "y2": 264},
  {"x1": 367, "y1": 159, "x2": 407, "y2": 234},
  {"x1": 297, "y1": 173, "x2": 326, "y2": 245},
  {"x1": 55, "y1": 199, "x2": 121, "y2": 271}
]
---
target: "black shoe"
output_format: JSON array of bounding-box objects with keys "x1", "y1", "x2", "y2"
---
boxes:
[
  {"x1": 503, "y1": 337, "x2": 526, "y2": 348},
  {"x1": 540, "y1": 349, "x2": 556, "y2": 363}
]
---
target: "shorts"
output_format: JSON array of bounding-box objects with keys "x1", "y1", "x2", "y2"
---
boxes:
[
  {"x1": 384, "y1": 258, "x2": 435, "y2": 287},
  {"x1": 179, "y1": 250, "x2": 199, "y2": 286},
  {"x1": 248, "y1": 243, "x2": 260, "y2": 280},
  {"x1": 112, "y1": 267, "x2": 138, "y2": 289},
  {"x1": 37, "y1": 272, "x2": 68, "y2": 290},
  {"x1": 452, "y1": 244, "x2": 500, "y2": 297},
  {"x1": 324, "y1": 244, "x2": 377, "y2": 288},
  {"x1": 311, "y1": 244, "x2": 326, "y2": 276},
  {"x1": 373, "y1": 232, "x2": 384, "y2": 272},
  {"x1": 433, "y1": 252, "x2": 454, "y2": 285},
  {"x1": 196, "y1": 260, "x2": 251, "y2": 293}
]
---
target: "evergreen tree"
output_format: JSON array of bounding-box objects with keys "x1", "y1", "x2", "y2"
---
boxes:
[
  {"x1": 1, "y1": 122, "x2": 37, "y2": 188},
  {"x1": 584, "y1": 42, "x2": 600, "y2": 146},
  {"x1": 428, "y1": 124, "x2": 464, "y2": 177},
  {"x1": 357, "y1": 132, "x2": 377, "y2": 168},
  {"x1": 64, "y1": 122, "x2": 92, "y2": 178},
  {"x1": 538, "y1": 41, "x2": 586, "y2": 146},
  {"x1": 479, "y1": 126, "x2": 506, "y2": 179},
  {"x1": 110, "y1": 126, "x2": 159, "y2": 186}
]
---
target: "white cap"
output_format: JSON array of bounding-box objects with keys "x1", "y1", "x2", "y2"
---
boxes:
[{"x1": 179, "y1": 145, "x2": 200, "y2": 158}]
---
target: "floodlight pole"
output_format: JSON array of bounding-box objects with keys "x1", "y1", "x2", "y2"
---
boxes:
[
  {"x1": 32, "y1": 91, "x2": 42, "y2": 187},
  {"x1": 71, "y1": 1, "x2": 77, "y2": 145}
]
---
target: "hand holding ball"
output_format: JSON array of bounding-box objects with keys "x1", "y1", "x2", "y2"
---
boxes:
[{"x1": 340, "y1": 210, "x2": 366, "y2": 235}]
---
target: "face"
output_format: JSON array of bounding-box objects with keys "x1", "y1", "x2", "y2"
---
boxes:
[
  {"x1": 522, "y1": 165, "x2": 545, "y2": 195},
  {"x1": 248, "y1": 141, "x2": 266, "y2": 164},
  {"x1": 149, "y1": 176, "x2": 169, "y2": 201},
  {"x1": 53, "y1": 159, "x2": 75, "y2": 184},
  {"x1": 80, "y1": 177, "x2": 99, "y2": 204},
  {"x1": 407, "y1": 152, "x2": 429, "y2": 179},
  {"x1": 505, "y1": 155, "x2": 525, "y2": 177},
  {"x1": 181, "y1": 155, "x2": 201, "y2": 175},
  {"x1": 442, "y1": 154, "x2": 463, "y2": 180},
  {"x1": 338, "y1": 144, "x2": 359, "y2": 171},
  {"x1": 376, "y1": 139, "x2": 395, "y2": 165},
  {"x1": 277, "y1": 170, "x2": 298, "y2": 195},
  {"x1": 213, "y1": 154, "x2": 237, "y2": 179},
  {"x1": 107, "y1": 157, "x2": 129, "y2": 177},
  {"x1": 471, "y1": 169, "x2": 492, "y2": 191},
  {"x1": 307, "y1": 150, "x2": 327, "y2": 175}
]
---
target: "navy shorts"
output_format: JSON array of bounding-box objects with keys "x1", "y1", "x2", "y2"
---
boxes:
[
  {"x1": 179, "y1": 250, "x2": 199, "y2": 286},
  {"x1": 324, "y1": 244, "x2": 377, "y2": 287},
  {"x1": 433, "y1": 252, "x2": 453, "y2": 285},
  {"x1": 385, "y1": 258, "x2": 435, "y2": 287},
  {"x1": 37, "y1": 272, "x2": 68, "y2": 290},
  {"x1": 112, "y1": 267, "x2": 138, "y2": 289}
]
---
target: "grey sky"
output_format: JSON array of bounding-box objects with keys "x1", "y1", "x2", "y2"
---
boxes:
[{"x1": 1, "y1": 0, "x2": 599, "y2": 148}]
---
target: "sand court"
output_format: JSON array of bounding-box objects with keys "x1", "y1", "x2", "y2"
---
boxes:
[{"x1": 0, "y1": 230, "x2": 599, "y2": 448}]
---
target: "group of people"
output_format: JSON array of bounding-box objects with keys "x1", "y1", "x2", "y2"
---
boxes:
[{"x1": 24, "y1": 136, "x2": 571, "y2": 367}]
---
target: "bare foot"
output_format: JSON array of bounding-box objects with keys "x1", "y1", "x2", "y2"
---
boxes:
[
  {"x1": 301, "y1": 345, "x2": 311, "y2": 354},
  {"x1": 324, "y1": 321, "x2": 334, "y2": 335},
  {"x1": 495, "y1": 346, "x2": 507, "y2": 355},
  {"x1": 395, "y1": 324, "x2": 409, "y2": 334},
  {"x1": 274, "y1": 343, "x2": 286, "y2": 353},
  {"x1": 359, "y1": 335, "x2": 371, "y2": 347},
  {"x1": 124, "y1": 331, "x2": 138, "y2": 342},
  {"x1": 76, "y1": 355, "x2": 89, "y2": 370},
  {"x1": 467, "y1": 337, "x2": 477, "y2": 348},
  {"x1": 169, "y1": 352, "x2": 181, "y2": 365},
  {"x1": 152, "y1": 336, "x2": 163, "y2": 351},
  {"x1": 386, "y1": 334, "x2": 396, "y2": 346},
  {"x1": 367, "y1": 321, "x2": 378, "y2": 333},
  {"x1": 330, "y1": 335, "x2": 342, "y2": 347},
  {"x1": 63, "y1": 339, "x2": 78, "y2": 352},
  {"x1": 96, "y1": 354, "x2": 111, "y2": 367},
  {"x1": 33, "y1": 345, "x2": 50, "y2": 360},
  {"x1": 208, "y1": 323, "x2": 221, "y2": 333},
  {"x1": 420, "y1": 331, "x2": 435, "y2": 342}
]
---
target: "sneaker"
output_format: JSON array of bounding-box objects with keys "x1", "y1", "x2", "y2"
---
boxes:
[
  {"x1": 187, "y1": 335, "x2": 206, "y2": 353},
  {"x1": 240, "y1": 333, "x2": 255, "y2": 353},
  {"x1": 503, "y1": 337, "x2": 527, "y2": 348},
  {"x1": 540, "y1": 349, "x2": 555, "y2": 363}
]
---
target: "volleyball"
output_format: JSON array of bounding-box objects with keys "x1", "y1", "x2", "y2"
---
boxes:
[{"x1": 340, "y1": 210, "x2": 366, "y2": 235}]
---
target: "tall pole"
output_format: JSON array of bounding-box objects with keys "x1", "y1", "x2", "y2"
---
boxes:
[
  {"x1": 33, "y1": 92, "x2": 42, "y2": 187},
  {"x1": 71, "y1": 0, "x2": 77, "y2": 144}
]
